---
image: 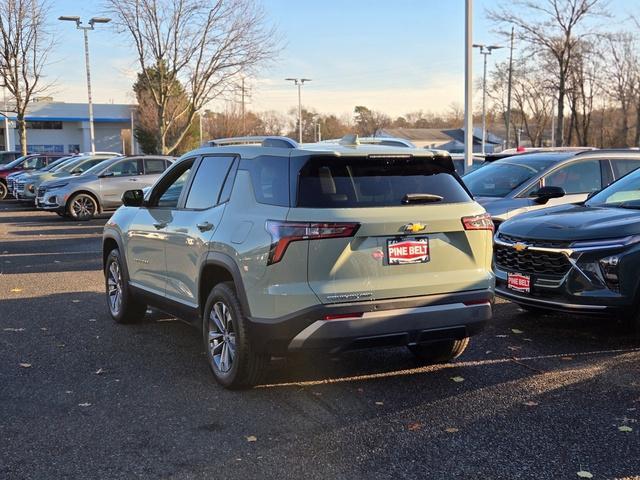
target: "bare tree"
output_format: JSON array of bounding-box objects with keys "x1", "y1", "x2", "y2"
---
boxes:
[
  {"x1": 0, "y1": 0, "x2": 54, "y2": 155},
  {"x1": 603, "y1": 32, "x2": 638, "y2": 147},
  {"x1": 489, "y1": 0, "x2": 606, "y2": 146},
  {"x1": 106, "y1": 0, "x2": 279, "y2": 155}
]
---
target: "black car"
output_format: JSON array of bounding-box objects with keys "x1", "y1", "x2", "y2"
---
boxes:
[{"x1": 494, "y1": 167, "x2": 640, "y2": 334}]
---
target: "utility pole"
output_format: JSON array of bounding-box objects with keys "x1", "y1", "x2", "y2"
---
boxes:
[
  {"x1": 59, "y1": 16, "x2": 111, "y2": 154},
  {"x1": 473, "y1": 43, "x2": 503, "y2": 155},
  {"x1": 130, "y1": 108, "x2": 135, "y2": 154},
  {"x1": 285, "y1": 78, "x2": 311, "y2": 144},
  {"x1": 505, "y1": 26, "x2": 514, "y2": 149},
  {"x1": 464, "y1": 0, "x2": 473, "y2": 173},
  {"x1": 241, "y1": 77, "x2": 245, "y2": 135},
  {"x1": 551, "y1": 96, "x2": 556, "y2": 147}
]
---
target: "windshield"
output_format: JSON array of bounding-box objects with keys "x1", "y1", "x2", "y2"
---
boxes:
[
  {"x1": 586, "y1": 168, "x2": 640, "y2": 208},
  {"x1": 56, "y1": 157, "x2": 86, "y2": 173},
  {"x1": 42, "y1": 156, "x2": 72, "y2": 172},
  {"x1": 463, "y1": 158, "x2": 558, "y2": 197},
  {"x1": 3, "y1": 155, "x2": 30, "y2": 169}
]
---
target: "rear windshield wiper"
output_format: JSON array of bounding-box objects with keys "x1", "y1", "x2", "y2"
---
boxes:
[{"x1": 402, "y1": 193, "x2": 444, "y2": 204}]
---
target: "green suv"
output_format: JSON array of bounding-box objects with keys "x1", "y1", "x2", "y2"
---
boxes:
[{"x1": 103, "y1": 136, "x2": 495, "y2": 388}]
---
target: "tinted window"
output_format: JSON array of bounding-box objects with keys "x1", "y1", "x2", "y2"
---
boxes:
[
  {"x1": 144, "y1": 159, "x2": 167, "y2": 174},
  {"x1": 73, "y1": 158, "x2": 109, "y2": 174},
  {"x1": 151, "y1": 160, "x2": 195, "y2": 208},
  {"x1": 612, "y1": 159, "x2": 640, "y2": 179},
  {"x1": 297, "y1": 155, "x2": 470, "y2": 208},
  {"x1": 107, "y1": 159, "x2": 143, "y2": 176},
  {"x1": 544, "y1": 160, "x2": 601, "y2": 194},
  {"x1": 463, "y1": 158, "x2": 557, "y2": 197},
  {"x1": 245, "y1": 155, "x2": 289, "y2": 206},
  {"x1": 185, "y1": 156, "x2": 235, "y2": 209},
  {"x1": 587, "y1": 168, "x2": 640, "y2": 207}
]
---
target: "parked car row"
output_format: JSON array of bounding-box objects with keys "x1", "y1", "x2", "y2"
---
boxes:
[{"x1": 0, "y1": 151, "x2": 175, "y2": 219}]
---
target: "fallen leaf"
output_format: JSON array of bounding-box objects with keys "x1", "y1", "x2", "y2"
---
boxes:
[
  {"x1": 618, "y1": 426, "x2": 633, "y2": 432},
  {"x1": 40, "y1": 327, "x2": 47, "y2": 331},
  {"x1": 444, "y1": 427, "x2": 459, "y2": 433},
  {"x1": 357, "y1": 388, "x2": 364, "y2": 393},
  {"x1": 246, "y1": 435, "x2": 257, "y2": 442},
  {"x1": 53, "y1": 260, "x2": 61, "y2": 263},
  {"x1": 407, "y1": 422, "x2": 424, "y2": 431},
  {"x1": 10, "y1": 288, "x2": 22, "y2": 293},
  {"x1": 523, "y1": 401, "x2": 539, "y2": 407},
  {"x1": 577, "y1": 471, "x2": 593, "y2": 479},
  {"x1": 95, "y1": 368, "x2": 104, "y2": 375},
  {"x1": 19, "y1": 363, "x2": 31, "y2": 368},
  {"x1": 451, "y1": 376, "x2": 465, "y2": 383},
  {"x1": 78, "y1": 403, "x2": 92, "y2": 407},
  {"x1": 508, "y1": 346, "x2": 521, "y2": 351},
  {"x1": 312, "y1": 391, "x2": 322, "y2": 396},
  {"x1": 88, "y1": 319, "x2": 97, "y2": 322},
  {"x1": 4, "y1": 327, "x2": 25, "y2": 332},
  {"x1": 561, "y1": 356, "x2": 574, "y2": 361},
  {"x1": 71, "y1": 299, "x2": 80, "y2": 303},
  {"x1": 65, "y1": 391, "x2": 72, "y2": 394},
  {"x1": 523, "y1": 338, "x2": 533, "y2": 342},
  {"x1": 375, "y1": 401, "x2": 384, "y2": 406},
  {"x1": 511, "y1": 328, "x2": 524, "y2": 334},
  {"x1": 495, "y1": 334, "x2": 508, "y2": 338},
  {"x1": 485, "y1": 350, "x2": 492, "y2": 354}
]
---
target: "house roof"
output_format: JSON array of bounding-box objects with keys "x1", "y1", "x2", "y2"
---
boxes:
[
  {"x1": 380, "y1": 128, "x2": 452, "y2": 143},
  {"x1": 3, "y1": 101, "x2": 133, "y2": 123}
]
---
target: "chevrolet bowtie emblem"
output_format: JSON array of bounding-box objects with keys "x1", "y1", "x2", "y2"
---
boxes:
[
  {"x1": 513, "y1": 242, "x2": 528, "y2": 252},
  {"x1": 404, "y1": 223, "x2": 427, "y2": 233}
]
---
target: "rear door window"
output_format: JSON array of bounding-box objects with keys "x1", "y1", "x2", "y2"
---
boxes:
[
  {"x1": 297, "y1": 155, "x2": 471, "y2": 208},
  {"x1": 611, "y1": 159, "x2": 640, "y2": 179}
]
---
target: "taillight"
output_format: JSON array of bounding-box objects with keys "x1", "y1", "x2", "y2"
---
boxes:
[
  {"x1": 462, "y1": 213, "x2": 494, "y2": 232},
  {"x1": 266, "y1": 220, "x2": 360, "y2": 265}
]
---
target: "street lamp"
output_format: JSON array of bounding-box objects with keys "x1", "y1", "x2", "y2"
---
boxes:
[
  {"x1": 473, "y1": 43, "x2": 503, "y2": 155},
  {"x1": 59, "y1": 16, "x2": 111, "y2": 154},
  {"x1": 285, "y1": 78, "x2": 311, "y2": 144}
]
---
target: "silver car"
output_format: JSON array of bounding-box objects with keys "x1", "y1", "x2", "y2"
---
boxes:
[{"x1": 38, "y1": 155, "x2": 174, "y2": 220}]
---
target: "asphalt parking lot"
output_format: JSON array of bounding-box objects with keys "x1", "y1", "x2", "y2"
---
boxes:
[{"x1": 1, "y1": 200, "x2": 639, "y2": 480}]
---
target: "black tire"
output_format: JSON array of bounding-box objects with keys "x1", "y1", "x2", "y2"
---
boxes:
[
  {"x1": 104, "y1": 249, "x2": 147, "y2": 324},
  {"x1": 67, "y1": 192, "x2": 99, "y2": 220},
  {"x1": 408, "y1": 338, "x2": 470, "y2": 364},
  {"x1": 0, "y1": 182, "x2": 7, "y2": 200},
  {"x1": 203, "y1": 282, "x2": 269, "y2": 389},
  {"x1": 622, "y1": 310, "x2": 640, "y2": 340}
]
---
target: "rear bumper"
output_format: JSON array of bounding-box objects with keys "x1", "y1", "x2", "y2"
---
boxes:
[{"x1": 247, "y1": 289, "x2": 493, "y2": 354}]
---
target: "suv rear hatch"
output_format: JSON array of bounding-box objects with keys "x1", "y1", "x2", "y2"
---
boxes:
[{"x1": 281, "y1": 154, "x2": 493, "y2": 304}]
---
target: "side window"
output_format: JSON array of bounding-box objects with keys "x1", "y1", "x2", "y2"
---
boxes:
[
  {"x1": 612, "y1": 159, "x2": 640, "y2": 179},
  {"x1": 35, "y1": 156, "x2": 48, "y2": 169},
  {"x1": 245, "y1": 155, "x2": 289, "y2": 206},
  {"x1": 107, "y1": 159, "x2": 143, "y2": 176},
  {"x1": 144, "y1": 159, "x2": 167, "y2": 174},
  {"x1": 543, "y1": 160, "x2": 602, "y2": 194},
  {"x1": 185, "y1": 156, "x2": 235, "y2": 210},
  {"x1": 149, "y1": 159, "x2": 195, "y2": 208},
  {"x1": 22, "y1": 157, "x2": 39, "y2": 169}
]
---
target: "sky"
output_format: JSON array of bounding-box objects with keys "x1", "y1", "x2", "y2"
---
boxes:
[{"x1": 47, "y1": 0, "x2": 639, "y2": 119}]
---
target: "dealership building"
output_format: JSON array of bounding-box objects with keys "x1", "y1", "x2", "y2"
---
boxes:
[{"x1": 0, "y1": 100, "x2": 133, "y2": 154}]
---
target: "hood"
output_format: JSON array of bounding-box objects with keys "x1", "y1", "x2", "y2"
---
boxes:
[
  {"x1": 41, "y1": 173, "x2": 98, "y2": 189},
  {"x1": 499, "y1": 204, "x2": 640, "y2": 241}
]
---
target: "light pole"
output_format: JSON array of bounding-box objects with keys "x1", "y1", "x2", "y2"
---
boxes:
[
  {"x1": 59, "y1": 16, "x2": 111, "y2": 154},
  {"x1": 473, "y1": 43, "x2": 503, "y2": 155},
  {"x1": 464, "y1": 0, "x2": 473, "y2": 173},
  {"x1": 285, "y1": 78, "x2": 311, "y2": 143},
  {"x1": 0, "y1": 68, "x2": 10, "y2": 151}
]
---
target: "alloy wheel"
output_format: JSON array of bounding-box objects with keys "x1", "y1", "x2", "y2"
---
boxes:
[
  {"x1": 107, "y1": 260, "x2": 123, "y2": 316},
  {"x1": 71, "y1": 195, "x2": 96, "y2": 219},
  {"x1": 207, "y1": 301, "x2": 236, "y2": 373},
  {"x1": 0, "y1": 183, "x2": 7, "y2": 200}
]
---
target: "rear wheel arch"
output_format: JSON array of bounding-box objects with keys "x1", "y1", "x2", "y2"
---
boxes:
[{"x1": 199, "y1": 253, "x2": 251, "y2": 319}]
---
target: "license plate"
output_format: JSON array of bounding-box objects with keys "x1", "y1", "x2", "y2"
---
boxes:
[
  {"x1": 507, "y1": 272, "x2": 531, "y2": 293},
  {"x1": 387, "y1": 237, "x2": 429, "y2": 265}
]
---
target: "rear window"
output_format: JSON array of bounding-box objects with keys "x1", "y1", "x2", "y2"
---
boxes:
[{"x1": 297, "y1": 155, "x2": 471, "y2": 208}]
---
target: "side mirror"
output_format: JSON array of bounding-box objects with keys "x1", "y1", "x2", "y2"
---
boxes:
[
  {"x1": 100, "y1": 171, "x2": 115, "y2": 178},
  {"x1": 71, "y1": 169, "x2": 83, "y2": 175},
  {"x1": 586, "y1": 189, "x2": 600, "y2": 201},
  {"x1": 532, "y1": 185, "x2": 565, "y2": 204},
  {"x1": 122, "y1": 189, "x2": 145, "y2": 207}
]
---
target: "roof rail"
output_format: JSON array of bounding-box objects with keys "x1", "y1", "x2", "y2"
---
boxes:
[{"x1": 208, "y1": 136, "x2": 299, "y2": 149}]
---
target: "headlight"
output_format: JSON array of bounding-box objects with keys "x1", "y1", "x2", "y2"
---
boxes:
[
  {"x1": 27, "y1": 184, "x2": 34, "y2": 192},
  {"x1": 599, "y1": 255, "x2": 620, "y2": 291}
]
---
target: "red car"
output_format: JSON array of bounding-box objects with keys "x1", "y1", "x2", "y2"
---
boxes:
[{"x1": 0, "y1": 153, "x2": 66, "y2": 200}]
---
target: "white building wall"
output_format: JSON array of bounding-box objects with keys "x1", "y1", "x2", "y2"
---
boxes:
[{"x1": 13, "y1": 121, "x2": 127, "y2": 154}]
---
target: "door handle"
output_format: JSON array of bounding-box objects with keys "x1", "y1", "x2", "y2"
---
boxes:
[
  {"x1": 196, "y1": 222, "x2": 214, "y2": 232},
  {"x1": 153, "y1": 222, "x2": 167, "y2": 230}
]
